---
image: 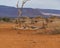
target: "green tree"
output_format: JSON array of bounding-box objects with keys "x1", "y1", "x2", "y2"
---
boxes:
[{"x1": 2, "y1": 17, "x2": 10, "y2": 22}]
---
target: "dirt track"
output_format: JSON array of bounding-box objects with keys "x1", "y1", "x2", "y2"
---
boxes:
[{"x1": 0, "y1": 22, "x2": 60, "y2": 48}]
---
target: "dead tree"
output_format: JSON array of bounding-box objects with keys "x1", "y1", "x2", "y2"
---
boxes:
[{"x1": 16, "y1": 0, "x2": 30, "y2": 29}]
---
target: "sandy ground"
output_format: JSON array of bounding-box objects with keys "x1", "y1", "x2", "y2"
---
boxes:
[{"x1": 0, "y1": 22, "x2": 60, "y2": 48}]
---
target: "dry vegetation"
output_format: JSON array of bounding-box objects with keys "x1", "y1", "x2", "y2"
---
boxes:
[{"x1": 0, "y1": 16, "x2": 60, "y2": 48}]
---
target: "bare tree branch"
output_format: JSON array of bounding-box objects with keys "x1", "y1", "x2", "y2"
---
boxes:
[{"x1": 16, "y1": 0, "x2": 30, "y2": 29}]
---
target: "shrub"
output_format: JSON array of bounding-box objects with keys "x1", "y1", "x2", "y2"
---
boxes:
[
  {"x1": 50, "y1": 29, "x2": 60, "y2": 35},
  {"x1": 0, "y1": 17, "x2": 2, "y2": 21},
  {"x1": 2, "y1": 17, "x2": 10, "y2": 22}
]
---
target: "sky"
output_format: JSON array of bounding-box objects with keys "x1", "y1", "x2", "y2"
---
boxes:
[{"x1": 0, "y1": 0, "x2": 60, "y2": 10}]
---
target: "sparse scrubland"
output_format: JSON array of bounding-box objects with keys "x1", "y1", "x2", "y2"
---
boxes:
[
  {"x1": 0, "y1": 16, "x2": 60, "y2": 48},
  {"x1": 0, "y1": 16, "x2": 60, "y2": 34}
]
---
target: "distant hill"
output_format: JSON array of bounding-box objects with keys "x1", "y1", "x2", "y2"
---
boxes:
[{"x1": 0, "y1": 5, "x2": 60, "y2": 18}]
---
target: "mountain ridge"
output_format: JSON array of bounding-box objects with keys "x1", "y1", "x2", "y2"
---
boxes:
[{"x1": 0, "y1": 5, "x2": 60, "y2": 18}]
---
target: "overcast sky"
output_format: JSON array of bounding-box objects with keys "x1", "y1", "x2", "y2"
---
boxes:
[{"x1": 0, "y1": 0, "x2": 60, "y2": 10}]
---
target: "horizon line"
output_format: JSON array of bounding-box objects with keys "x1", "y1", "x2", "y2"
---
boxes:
[{"x1": 0, "y1": 5, "x2": 60, "y2": 10}]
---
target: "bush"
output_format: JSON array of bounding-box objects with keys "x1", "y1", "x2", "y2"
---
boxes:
[
  {"x1": 2, "y1": 17, "x2": 10, "y2": 22},
  {"x1": 0, "y1": 17, "x2": 2, "y2": 21},
  {"x1": 50, "y1": 29, "x2": 60, "y2": 35}
]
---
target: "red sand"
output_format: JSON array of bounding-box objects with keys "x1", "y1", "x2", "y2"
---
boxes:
[{"x1": 0, "y1": 22, "x2": 60, "y2": 48}]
